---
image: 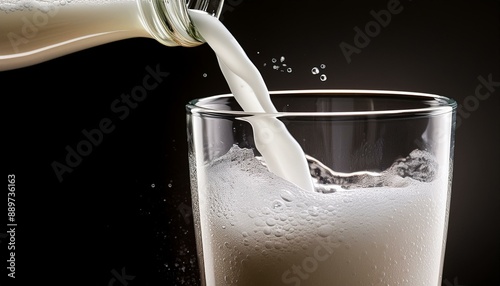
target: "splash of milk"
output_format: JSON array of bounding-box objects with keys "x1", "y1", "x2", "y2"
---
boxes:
[{"x1": 188, "y1": 10, "x2": 314, "y2": 192}]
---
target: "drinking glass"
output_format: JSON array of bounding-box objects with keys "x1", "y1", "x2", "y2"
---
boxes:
[{"x1": 186, "y1": 90, "x2": 457, "y2": 286}]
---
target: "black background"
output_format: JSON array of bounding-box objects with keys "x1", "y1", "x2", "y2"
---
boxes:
[{"x1": 2, "y1": 0, "x2": 499, "y2": 285}]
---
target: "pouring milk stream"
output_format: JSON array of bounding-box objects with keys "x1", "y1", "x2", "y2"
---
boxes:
[{"x1": 0, "y1": 1, "x2": 315, "y2": 191}]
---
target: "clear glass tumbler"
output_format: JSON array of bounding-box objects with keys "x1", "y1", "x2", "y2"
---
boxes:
[{"x1": 186, "y1": 90, "x2": 457, "y2": 286}]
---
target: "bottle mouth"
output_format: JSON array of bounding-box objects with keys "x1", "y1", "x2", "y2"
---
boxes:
[
  {"x1": 139, "y1": 0, "x2": 224, "y2": 47},
  {"x1": 187, "y1": 0, "x2": 225, "y2": 18}
]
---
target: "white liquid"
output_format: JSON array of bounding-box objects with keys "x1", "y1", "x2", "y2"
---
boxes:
[
  {"x1": 194, "y1": 146, "x2": 449, "y2": 286},
  {"x1": 189, "y1": 10, "x2": 314, "y2": 192},
  {"x1": 0, "y1": 0, "x2": 147, "y2": 70}
]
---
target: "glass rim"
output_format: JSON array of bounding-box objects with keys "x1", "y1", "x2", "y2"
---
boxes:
[{"x1": 186, "y1": 89, "x2": 457, "y2": 117}]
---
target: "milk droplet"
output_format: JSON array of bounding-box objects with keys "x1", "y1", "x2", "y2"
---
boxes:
[
  {"x1": 311, "y1": 67, "x2": 320, "y2": 75},
  {"x1": 274, "y1": 229, "x2": 284, "y2": 237},
  {"x1": 320, "y1": 64, "x2": 326, "y2": 69},
  {"x1": 308, "y1": 206, "x2": 320, "y2": 216},
  {"x1": 280, "y1": 56, "x2": 285, "y2": 62},
  {"x1": 280, "y1": 190, "x2": 295, "y2": 202},
  {"x1": 272, "y1": 200, "x2": 284, "y2": 212},
  {"x1": 318, "y1": 225, "x2": 333, "y2": 237},
  {"x1": 320, "y1": 74, "x2": 327, "y2": 81},
  {"x1": 248, "y1": 210, "x2": 257, "y2": 218},
  {"x1": 266, "y1": 218, "x2": 277, "y2": 226},
  {"x1": 265, "y1": 241, "x2": 273, "y2": 249}
]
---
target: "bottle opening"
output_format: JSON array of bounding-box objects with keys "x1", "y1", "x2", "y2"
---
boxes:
[
  {"x1": 188, "y1": 0, "x2": 225, "y2": 18},
  {"x1": 139, "y1": 0, "x2": 225, "y2": 47}
]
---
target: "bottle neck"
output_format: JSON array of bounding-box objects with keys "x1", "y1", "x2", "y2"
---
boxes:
[{"x1": 139, "y1": 0, "x2": 224, "y2": 47}]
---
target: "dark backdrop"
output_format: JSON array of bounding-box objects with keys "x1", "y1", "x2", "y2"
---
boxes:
[{"x1": 3, "y1": 0, "x2": 499, "y2": 285}]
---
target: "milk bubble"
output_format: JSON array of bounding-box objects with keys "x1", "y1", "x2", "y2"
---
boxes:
[{"x1": 280, "y1": 190, "x2": 295, "y2": 202}]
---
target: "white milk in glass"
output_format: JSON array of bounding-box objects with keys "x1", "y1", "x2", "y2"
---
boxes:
[{"x1": 193, "y1": 146, "x2": 448, "y2": 285}]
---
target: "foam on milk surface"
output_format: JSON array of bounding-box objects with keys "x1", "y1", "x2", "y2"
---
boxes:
[{"x1": 196, "y1": 146, "x2": 447, "y2": 285}]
